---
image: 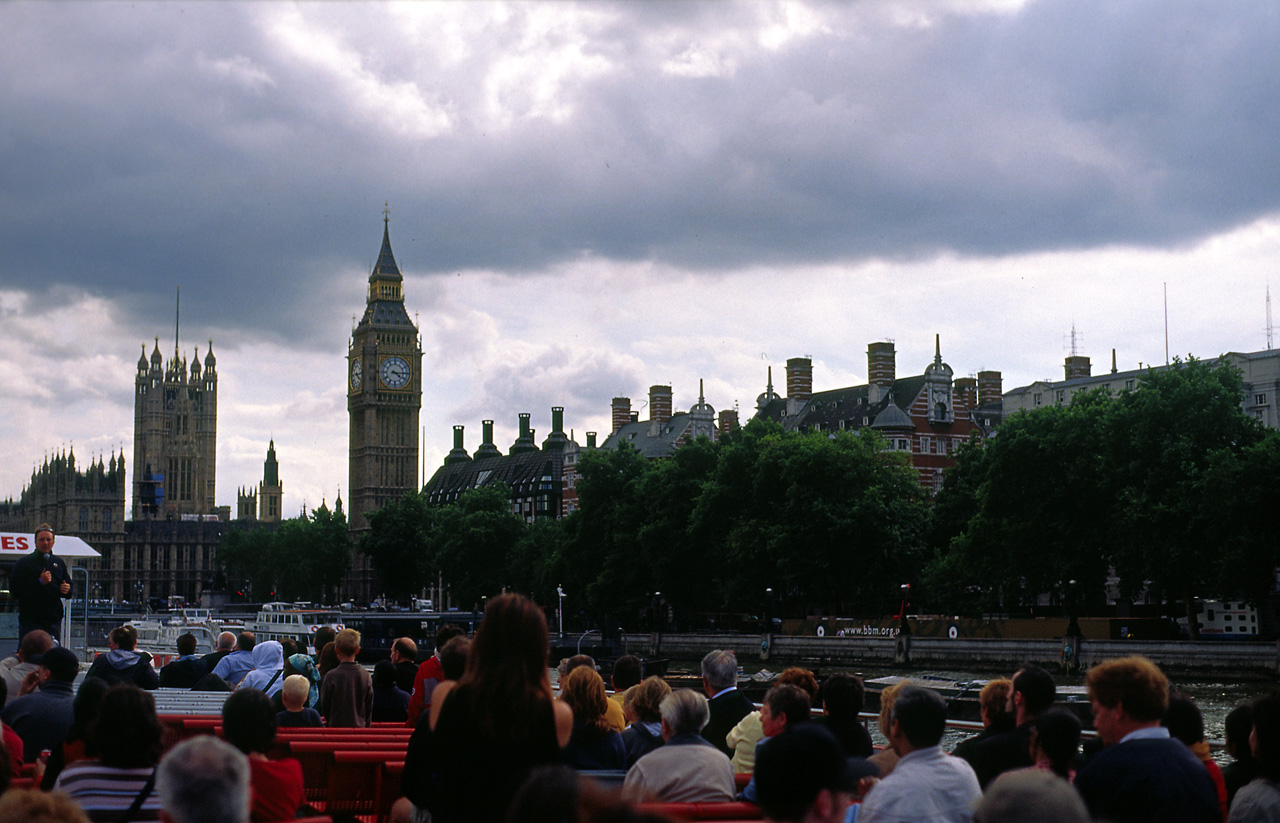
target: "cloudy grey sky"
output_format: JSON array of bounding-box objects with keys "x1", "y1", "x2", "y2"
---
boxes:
[{"x1": 2, "y1": 0, "x2": 1278, "y2": 518}]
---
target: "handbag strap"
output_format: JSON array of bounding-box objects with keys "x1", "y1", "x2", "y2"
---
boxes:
[{"x1": 117, "y1": 768, "x2": 157, "y2": 823}]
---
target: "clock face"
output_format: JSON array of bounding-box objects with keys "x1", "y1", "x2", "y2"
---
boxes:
[
  {"x1": 380, "y1": 355, "x2": 410, "y2": 389},
  {"x1": 350, "y1": 358, "x2": 362, "y2": 391}
]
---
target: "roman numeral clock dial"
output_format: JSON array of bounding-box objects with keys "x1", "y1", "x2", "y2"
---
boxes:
[{"x1": 380, "y1": 356, "x2": 410, "y2": 389}]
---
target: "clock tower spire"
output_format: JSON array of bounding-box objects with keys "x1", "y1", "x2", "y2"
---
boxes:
[{"x1": 348, "y1": 208, "x2": 423, "y2": 598}]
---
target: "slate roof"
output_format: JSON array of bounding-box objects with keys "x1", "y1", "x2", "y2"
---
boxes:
[
  {"x1": 424, "y1": 448, "x2": 563, "y2": 504},
  {"x1": 768, "y1": 375, "x2": 929, "y2": 433},
  {"x1": 600, "y1": 413, "x2": 696, "y2": 458},
  {"x1": 369, "y1": 221, "x2": 402, "y2": 282}
]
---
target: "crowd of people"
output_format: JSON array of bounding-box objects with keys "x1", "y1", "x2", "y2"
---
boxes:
[{"x1": 3, "y1": 592, "x2": 1280, "y2": 822}]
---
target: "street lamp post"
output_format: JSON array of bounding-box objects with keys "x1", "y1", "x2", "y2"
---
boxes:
[
  {"x1": 765, "y1": 587, "x2": 773, "y2": 631},
  {"x1": 556, "y1": 585, "x2": 566, "y2": 639}
]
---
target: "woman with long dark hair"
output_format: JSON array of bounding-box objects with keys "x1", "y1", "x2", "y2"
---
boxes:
[{"x1": 393, "y1": 593, "x2": 572, "y2": 823}]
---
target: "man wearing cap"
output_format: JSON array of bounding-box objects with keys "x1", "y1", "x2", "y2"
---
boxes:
[
  {"x1": 859, "y1": 686, "x2": 981, "y2": 823},
  {"x1": 0, "y1": 646, "x2": 79, "y2": 762},
  {"x1": 9, "y1": 525, "x2": 72, "y2": 644},
  {"x1": 754, "y1": 723, "x2": 878, "y2": 823}
]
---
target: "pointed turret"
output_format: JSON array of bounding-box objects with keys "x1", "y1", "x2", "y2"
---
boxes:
[
  {"x1": 370, "y1": 210, "x2": 403, "y2": 284},
  {"x1": 205, "y1": 339, "x2": 216, "y2": 369},
  {"x1": 137, "y1": 344, "x2": 148, "y2": 372}
]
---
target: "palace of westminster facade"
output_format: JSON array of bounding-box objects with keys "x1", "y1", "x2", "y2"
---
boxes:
[{"x1": 0, "y1": 213, "x2": 421, "y2": 604}]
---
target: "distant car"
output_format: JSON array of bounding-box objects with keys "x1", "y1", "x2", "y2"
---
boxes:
[{"x1": 340, "y1": 601, "x2": 355, "y2": 610}]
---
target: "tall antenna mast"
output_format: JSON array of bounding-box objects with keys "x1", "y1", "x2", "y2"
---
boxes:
[
  {"x1": 174, "y1": 285, "x2": 181, "y2": 359},
  {"x1": 1163, "y1": 282, "x2": 1169, "y2": 365},
  {"x1": 1065, "y1": 322, "x2": 1082, "y2": 356},
  {"x1": 1268, "y1": 284, "x2": 1274, "y2": 351}
]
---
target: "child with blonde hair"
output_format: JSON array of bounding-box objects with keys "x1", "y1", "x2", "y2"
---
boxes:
[{"x1": 277, "y1": 674, "x2": 323, "y2": 728}]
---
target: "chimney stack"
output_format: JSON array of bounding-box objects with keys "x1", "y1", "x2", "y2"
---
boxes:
[
  {"x1": 977, "y1": 371, "x2": 1003, "y2": 407},
  {"x1": 611, "y1": 397, "x2": 631, "y2": 433},
  {"x1": 718, "y1": 409, "x2": 739, "y2": 435},
  {"x1": 475, "y1": 419, "x2": 501, "y2": 460},
  {"x1": 649, "y1": 385, "x2": 673, "y2": 424},
  {"x1": 586, "y1": 432, "x2": 597, "y2": 449},
  {"x1": 1065, "y1": 355, "x2": 1091, "y2": 380},
  {"x1": 954, "y1": 377, "x2": 977, "y2": 412},
  {"x1": 867, "y1": 342, "x2": 896, "y2": 404},
  {"x1": 786, "y1": 358, "x2": 813, "y2": 401},
  {"x1": 445, "y1": 424, "x2": 471, "y2": 464}
]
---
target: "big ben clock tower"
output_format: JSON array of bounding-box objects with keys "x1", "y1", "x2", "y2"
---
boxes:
[{"x1": 348, "y1": 209, "x2": 423, "y2": 593}]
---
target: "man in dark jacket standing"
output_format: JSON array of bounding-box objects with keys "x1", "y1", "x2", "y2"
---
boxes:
[{"x1": 9, "y1": 524, "x2": 72, "y2": 644}]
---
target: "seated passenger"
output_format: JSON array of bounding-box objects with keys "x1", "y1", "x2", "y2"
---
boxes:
[
  {"x1": 622, "y1": 676, "x2": 671, "y2": 767},
  {"x1": 727, "y1": 666, "x2": 818, "y2": 773},
  {"x1": 54, "y1": 684, "x2": 163, "y2": 821},
  {"x1": 1026, "y1": 708, "x2": 1082, "y2": 782},
  {"x1": 159, "y1": 633, "x2": 207, "y2": 689},
  {"x1": 236, "y1": 641, "x2": 285, "y2": 700},
  {"x1": 223, "y1": 687, "x2": 304, "y2": 823},
  {"x1": 85, "y1": 626, "x2": 159, "y2": 690},
  {"x1": 276, "y1": 675, "x2": 323, "y2": 728},
  {"x1": 621, "y1": 688, "x2": 735, "y2": 804},
  {"x1": 372, "y1": 659, "x2": 411, "y2": 723},
  {"x1": 559, "y1": 666, "x2": 626, "y2": 770},
  {"x1": 815, "y1": 671, "x2": 875, "y2": 758}
]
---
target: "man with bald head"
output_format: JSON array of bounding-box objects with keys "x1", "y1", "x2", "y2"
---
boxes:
[{"x1": 1, "y1": 630, "x2": 54, "y2": 708}]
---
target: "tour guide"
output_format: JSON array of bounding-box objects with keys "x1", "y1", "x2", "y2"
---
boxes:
[{"x1": 10, "y1": 524, "x2": 72, "y2": 643}]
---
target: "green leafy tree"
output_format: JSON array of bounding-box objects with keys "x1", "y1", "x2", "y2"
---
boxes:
[
  {"x1": 692, "y1": 420, "x2": 929, "y2": 618},
  {"x1": 219, "y1": 502, "x2": 352, "y2": 603},
  {"x1": 924, "y1": 391, "x2": 1117, "y2": 614},
  {"x1": 360, "y1": 490, "x2": 436, "y2": 602},
  {"x1": 559, "y1": 443, "x2": 654, "y2": 623},
  {"x1": 927, "y1": 357, "x2": 1277, "y2": 636},
  {"x1": 428, "y1": 484, "x2": 527, "y2": 608},
  {"x1": 1107, "y1": 358, "x2": 1269, "y2": 636}
]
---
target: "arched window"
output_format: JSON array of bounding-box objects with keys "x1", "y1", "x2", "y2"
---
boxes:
[{"x1": 79, "y1": 506, "x2": 89, "y2": 532}]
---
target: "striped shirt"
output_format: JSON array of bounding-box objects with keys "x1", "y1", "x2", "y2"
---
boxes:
[{"x1": 54, "y1": 760, "x2": 161, "y2": 822}]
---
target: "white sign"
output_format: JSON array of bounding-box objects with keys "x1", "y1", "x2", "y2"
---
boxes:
[{"x1": 0, "y1": 532, "x2": 101, "y2": 558}]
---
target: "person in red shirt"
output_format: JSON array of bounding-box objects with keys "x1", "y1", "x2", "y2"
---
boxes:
[
  {"x1": 406, "y1": 624, "x2": 464, "y2": 727},
  {"x1": 222, "y1": 688, "x2": 303, "y2": 822}
]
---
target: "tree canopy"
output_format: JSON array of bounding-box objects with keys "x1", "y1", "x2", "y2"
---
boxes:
[
  {"x1": 925, "y1": 357, "x2": 1280, "y2": 635},
  {"x1": 220, "y1": 500, "x2": 352, "y2": 603}
]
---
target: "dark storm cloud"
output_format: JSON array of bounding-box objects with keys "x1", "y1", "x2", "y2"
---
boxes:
[{"x1": 1, "y1": 1, "x2": 1277, "y2": 343}]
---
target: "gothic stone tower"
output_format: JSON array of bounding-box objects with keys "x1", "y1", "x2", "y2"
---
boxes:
[
  {"x1": 348, "y1": 212, "x2": 422, "y2": 583},
  {"x1": 259, "y1": 439, "x2": 283, "y2": 523},
  {"x1": 133, "y1": 338, "x2": 218, "y2": 519}
]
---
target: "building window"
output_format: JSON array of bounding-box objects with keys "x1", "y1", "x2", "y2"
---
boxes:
[
  {"x1": 1033, "y1": 393, "x2": 1042, "y2": 406},
  {"x1": 103, "y1": 508, "x2": 112, "y2": 531},
  {"x1": 79, "y1": 507, "x2": 89, "y2": 532},
  {"x1": 1256, "y1": 393, "x2": 1267, "y2": 405},
  {"x1": 1056, "y1": 389, "x2": 1065, "y2": 404},
  {"x1": 920, "y1": 436, "x2": 929, "y2": 454},
  {"x1": 1125, "y1": 380, "x2": 1135, "y2": 390}
]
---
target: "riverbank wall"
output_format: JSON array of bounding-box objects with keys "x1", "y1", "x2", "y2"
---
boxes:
[{"x1": 613, "y1": 631, "x2": 1280, "y2": 678}]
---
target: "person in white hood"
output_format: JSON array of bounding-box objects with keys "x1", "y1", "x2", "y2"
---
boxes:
[{"x1": 237, "y1": 641, "x2": 285, "y2": 699}]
